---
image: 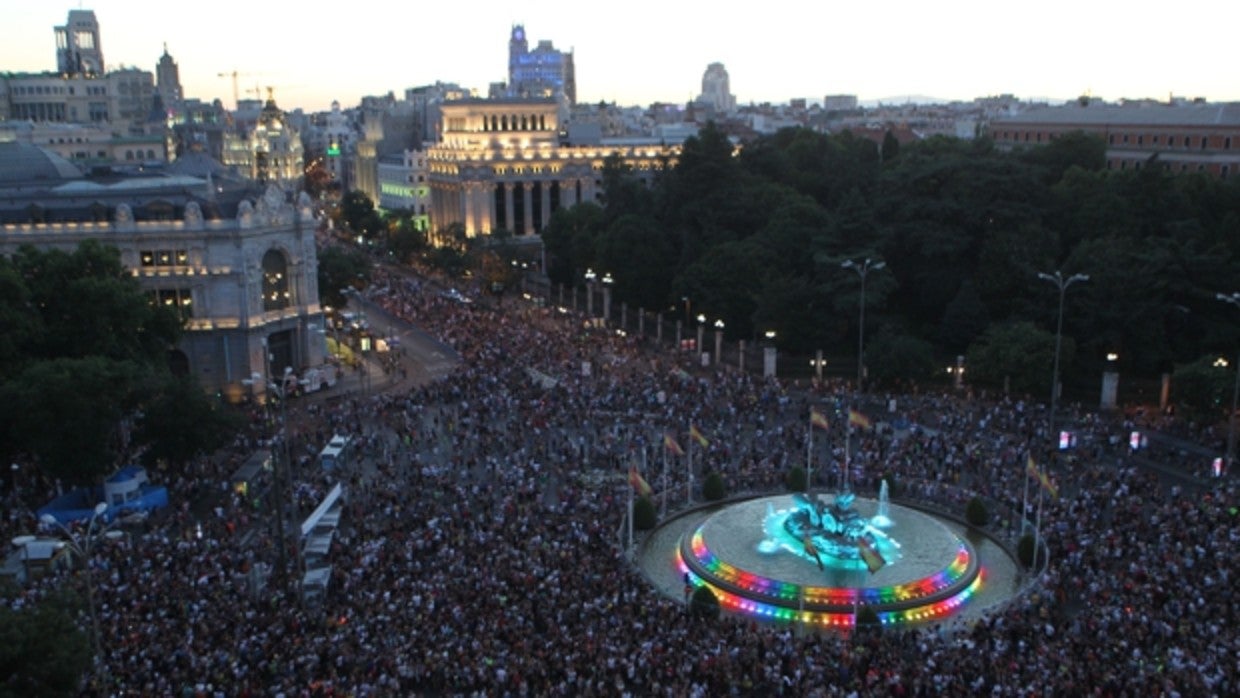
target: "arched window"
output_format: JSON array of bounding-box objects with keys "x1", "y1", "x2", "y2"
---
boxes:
[
  {"x1": 501, "y1": 115, "x2": 508, "y2": 131},
  {"x1": 261, "y1": 249, "x2": 292, "y2": 311}
]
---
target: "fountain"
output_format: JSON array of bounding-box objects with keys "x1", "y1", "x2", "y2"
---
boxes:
[
  {"x1": 676, "y1": 485, "x2": 982, "y2": 627},
  {"x1": 871, "y1": 479, "x2": 893, "y2": 528}
]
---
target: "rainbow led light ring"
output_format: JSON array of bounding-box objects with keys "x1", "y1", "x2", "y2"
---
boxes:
[{"x1": 677, "y1": 522, "x2": 984, "y2": 627}]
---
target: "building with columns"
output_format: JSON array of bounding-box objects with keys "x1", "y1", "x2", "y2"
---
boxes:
[{"x1": 425, "y1": 98, "x2": 677, "y2": 240}]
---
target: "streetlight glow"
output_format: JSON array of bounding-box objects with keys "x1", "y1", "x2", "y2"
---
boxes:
[{"x1": 1216, "y1": 292, "x2": 1240, "y2": 471}]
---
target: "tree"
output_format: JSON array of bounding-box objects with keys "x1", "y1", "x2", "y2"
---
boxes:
[
  {"x1": 316, "y1": 246, "x2": 371, "y2": 310},
  {"x1": 786, "y1": 466, "x2": 808, "y2": 492},
  {"x1": 966, "y1": 321, "x2": 1061, "y2": 396},
  {"x1": 867, "y1": 329, "x2": 937, "y2": 386},
  {"x1": 937, "y1": 280, "x2": 990, "y2": 355},
  {"x1": 633, "y1": 496, "x2": 657, "y2": 530},
  {"x1": 689, "y1": 585, "x2": 721, "y2": 620},
  {"x1": 9, "y1": 241, "x2": 181, "y2": 369},
  {"x1": 1172, "y1": 355, "x2": 1236, "y2": 420},
  {"x1": 134, "y1": 375, "x2": 244, "y2": 470},
  {"x1": 540, "y1": 202, "x2": 605, "y2": 286},
  {"x1": 0, "y1": 592, "x2": 92, "y2": 697},
  {"x1": 0, "y1": 357, "x2": 139, "y2": 484},
  {"x1": 339, "y1": 190, "x2": 382, "y2": 239},
  {"x1": 702, "y1": 471, "x2": 727, "y2": 501},
  {"x1": 965, "y1": 496, "x2": 989, "y2": 527},
  {"x1": 880, "y1": 130, "x2": 900, "y2": 163}
]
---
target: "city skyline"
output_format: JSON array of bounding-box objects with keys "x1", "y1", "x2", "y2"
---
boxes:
[{"x1": 2, "y1": 1, "x2": 1237, "y2": 113}]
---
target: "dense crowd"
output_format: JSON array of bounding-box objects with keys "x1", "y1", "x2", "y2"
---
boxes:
[{"x1": 4, "y1": 261, "x2": 1236, "y2": 697}]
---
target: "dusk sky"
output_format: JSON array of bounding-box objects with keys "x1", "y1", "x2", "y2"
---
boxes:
[{"x1": 2, "y1": 1, "x2": 1236, "y2": 113}]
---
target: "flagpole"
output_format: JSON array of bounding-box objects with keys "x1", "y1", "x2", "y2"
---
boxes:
[
  {"x1": 687, "y1": 433, "x2": 693, "y2": 507},
  {"x1": 806, "y1": 415, "x2": 813, "y2": 491},
  {"x1": 1033, "y1": 477, "x2": 1045, "y2": 567},
  {"x1": 661, "y1": 440, "x2": 668, "y2": 516},
  {"x1": 1020, "y1": 453, "x2": 1031, "y2": 534},
  {"x1": 845, "y1": 421, "x2": 851, "y2": 493},
  {"x1": 627, "y1": 469, "x2": 634, "y2": 553}
]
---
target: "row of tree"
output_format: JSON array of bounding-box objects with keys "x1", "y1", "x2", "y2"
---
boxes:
[{"x1": 531, "y1": 123, "x2": 1240, "y2": 412}]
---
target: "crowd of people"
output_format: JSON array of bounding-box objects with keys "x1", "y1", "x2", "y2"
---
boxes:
[{"x1": 4, "y1": 260, "x2": 1236, "y2": 697}]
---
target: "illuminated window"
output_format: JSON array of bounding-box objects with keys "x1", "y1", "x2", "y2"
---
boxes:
[{"x1": 261, "y1": 249, "x2": 291, "y2": 311}]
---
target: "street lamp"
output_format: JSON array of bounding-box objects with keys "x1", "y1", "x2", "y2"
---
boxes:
[
  {"x1": 602, "y1": 272, "x2": 614, "y2": 327},
  {"x1": 41, "y1": 503, "x2": 120, "y2": 681},
  {"x1": 1038, "y1": 270, "x2": 1089, "y2": 446},
  {"x1": 714, "y1": 319, "x2": 725, "y2": 366},
  {"x1": 841, "y1": 257, "x2": 886, "y2": 391},
  {"x1": 1216, "y1": 292, "x2": 1240, "y2": 470},
  {"x1": 696, "y1": 314, "x2": 706, "y2": 357},
  {"x1": 764, "y1": 330, "x2": 777, "y2": 378},
  {"x1": 810, "y1": 351, "x2": 827, "y2": 383},
  {"x1": 584, "y1": 268, "x2": 597, "y2": 319}
]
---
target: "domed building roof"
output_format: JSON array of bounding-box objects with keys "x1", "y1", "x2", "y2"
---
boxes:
[
  {"x1": 0, "y1": 142, "x2": 84, "y2": 184},
  {"x1": 165, "y1": 150, "x2": 234, "y2": 179}
]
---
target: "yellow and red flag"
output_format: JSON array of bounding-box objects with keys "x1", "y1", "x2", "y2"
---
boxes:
[
  {"x1": 811, "y1": 408, "x2": 830, "y2": 431},
  {"x1": 848, "y1": 409, "x2": 872, "y2": 430},
  {"x1": 858, "y1": 537, "x2": 886, "y2": 573},
  {"x1": 663, "y1": 433, "x2": 685, "y2": 457},
  {"x1": 689, "y1": 424, "x2": 710, "y2": 448},
  {"x1": 1026, "y1": 454, "x2": 1058, "y2": 499},
  {"x1": 628, "y1": 464, "x2": 653, "y2": 497}
]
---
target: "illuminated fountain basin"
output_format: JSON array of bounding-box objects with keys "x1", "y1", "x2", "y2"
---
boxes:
[{"x1": 676, "y1": 495, "x2": 983, "y2": 628}]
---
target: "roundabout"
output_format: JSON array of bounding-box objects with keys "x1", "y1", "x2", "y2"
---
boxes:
[{"x1": 640, "y1": 491, "x2": 1023, "y2": 629}]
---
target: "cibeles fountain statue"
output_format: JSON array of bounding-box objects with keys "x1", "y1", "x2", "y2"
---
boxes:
[{"x1": 759, "y1": 483, "x2": 901, "y2": 572}]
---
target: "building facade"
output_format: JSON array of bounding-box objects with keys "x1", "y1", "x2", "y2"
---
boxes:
[
  {"x1": 507, "y1": 25, "x2": 576, "y2": 106},
  {"x1": 700, "y1": 63, "x2": 735, "y2": 114},
  {"x1": 377, "y1": 149, "x2": 431, "y2": 229},
  {"x1": 425, "y1": 99, "x2": 677, "y2": 240},
  {"x1": 155, "y1": 44, "x2": 182, "y2": 110},
  {"x1": 222, "y1": 91, "x2": 305, "y2": 186},
  {"x1": 55, "y1": 9, "x2": 104, "y2": 76},
  {"x1": 990, "y1": 100, "x2": 1240, "y2": 177},
  {"x1": 0, "y1": 158, "x2": 325, "y2": 402}
]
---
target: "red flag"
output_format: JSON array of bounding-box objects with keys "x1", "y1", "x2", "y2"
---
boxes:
[
  {"x1": 811, "y1": 408, "x2": 830, "y2": 430},
  {"x1": 857, "y1": 537, "x2": 886, "y2": 573},
  {"x1": 628, "y1": 464, "x2": 652, "y2": 497},
  {"x1": 689, "y1": 424, "x2": 709, "y2": 448},
  {"x1": 663, "y1": 433, "x2": 685, "y2": 456},
  {"x1": 848, "y1": 409, "x2": 872, "y2": 430}
]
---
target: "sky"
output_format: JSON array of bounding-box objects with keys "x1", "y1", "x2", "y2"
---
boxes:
[{"x1": 2, "y1": 1, "x2": 1238, "y2": 113}]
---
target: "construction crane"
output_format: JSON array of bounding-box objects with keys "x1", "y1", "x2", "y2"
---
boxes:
[{"x1": 216, "y1": 70, "x2": 259, "y2": 110}]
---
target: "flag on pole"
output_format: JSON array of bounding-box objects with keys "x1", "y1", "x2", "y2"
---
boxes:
[
  {"x1": 628, "y1": 463, "x2": 653, "y2": 497},
  {"x1": 848, "y1": 409, "x2": 872, "y2": 430},
  {"x1": 801, "y1": 535, "x2": 825, "y2": 571},
  {"x1": 811, "y1": 408, "x2": 830, "y2": 431},
  {"x1": 689, "y1": 424, "x2": 710, "y2": 448},
  {"x1": 857, "y1": 537, "x2": 886, "y2": 573},
  {"x1": 663, "y1": 433, "x2": 685, "y2": 456},
  {"x1": 1026, "y1": 454, "x2": 1058, "y2": 499}
]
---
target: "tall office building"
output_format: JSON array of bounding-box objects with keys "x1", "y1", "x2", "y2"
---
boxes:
[
  {"x1": 507, "y1": 25, "x2": 576, "y2": 105},
  {"x1": 699, "y1": 63, "x2": 735, "y2": 113},
  {"x1": 155, "y1": 44, "x2": 182, "y2": 110},
  {"x1": 55, "y1": 10, "x2": 104, "y2": 76}
]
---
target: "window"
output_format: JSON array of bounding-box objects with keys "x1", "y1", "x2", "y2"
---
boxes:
[
  {"x1": 1168, "y1": 136, "x2": 1175, "y2": 146},
  {"x1": 261, "y1": 249, "x2": 291, "y2": 311},
  {"x1": 1136, "y1": 135, "x2": 1143, "y2": 145}
]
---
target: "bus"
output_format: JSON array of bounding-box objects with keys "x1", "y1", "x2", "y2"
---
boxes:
[{"x1": 318, "y1": 434, "x2": 352, "y2": 470}]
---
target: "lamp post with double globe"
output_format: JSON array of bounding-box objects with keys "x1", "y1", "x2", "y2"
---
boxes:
[
  {"x1": 841, "y1": 257, "x2": 886, "y2": 391},
  {"x1": 1038, "y1": 270, "x2": 1089, "y2": 446}
]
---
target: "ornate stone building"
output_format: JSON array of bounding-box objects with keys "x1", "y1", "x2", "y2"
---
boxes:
[
  {"x1": 222, "y1": 90, "x2": 305, "y2": 186},
  {"x1": 0, "y1": 143, "x2": 325, "y2": 401},
  {"x1": 425, "y1": 98, "x2": 677, "y2": 240}
]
